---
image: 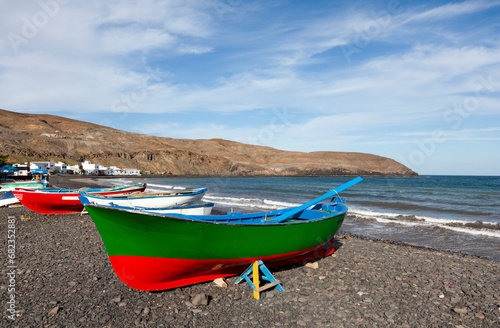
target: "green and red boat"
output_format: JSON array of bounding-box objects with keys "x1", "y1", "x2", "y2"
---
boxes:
[{"x1": 83, "y1": 177, "x2": 363, "y2": 291}]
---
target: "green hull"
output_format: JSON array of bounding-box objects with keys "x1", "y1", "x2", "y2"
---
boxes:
[{"x1": 0, "y1": 181, "x2": 45, "y2": 192}]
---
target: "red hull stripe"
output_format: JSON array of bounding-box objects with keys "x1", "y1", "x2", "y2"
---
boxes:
[{"x1": 108, "y1": 238, "x2": 336, "y2": 291}]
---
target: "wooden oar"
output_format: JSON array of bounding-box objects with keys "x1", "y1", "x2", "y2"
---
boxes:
[{"x1": 272, "y1": 176, "x2": 363, "y2": 223}]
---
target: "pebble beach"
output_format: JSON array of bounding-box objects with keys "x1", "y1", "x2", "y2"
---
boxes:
[{"x1": 1, "y1": 177, "x2": 499, "y2": 327}]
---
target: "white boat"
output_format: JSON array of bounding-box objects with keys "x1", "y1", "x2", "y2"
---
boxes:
[
  {"x1": 79, "y1": 199, "x2": 215, "y2": 216},
  {"x1": 141, "y1": 202, "x2": 214, "y2": 215},
  {"x1": 0, "y1": 191, "x2": 19, "y2": 207},
  {"x1": 80, "y1": 187, "x2": 207, "y2": 208}
]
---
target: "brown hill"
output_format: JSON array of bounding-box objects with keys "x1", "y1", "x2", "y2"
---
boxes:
[{"x1": 0, "y1": 109, "x2": 417, "y2": 177}]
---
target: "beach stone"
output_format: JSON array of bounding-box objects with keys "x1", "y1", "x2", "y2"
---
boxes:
[
  {"x1": 474, "y1": 312, "x2": 485, "y2": 319},
  {"x1": 99, "y1": 315, "x2": 111, "y2": 324},
  {"x1": 385, "y1": 310, "x2": 397, "y2": 319},
  {"x1": 305, "y1": 262, "x2": 319, "y2": 269},
  {"x1": 213, "y1": 278, "x2": 227, "y2": 287},
  {"x1": 48, "y1": 306, "x2": 59, "y2": 315},
  {"x1": 453, "y1": 307, "x2": 467, "y2": 314},
  {"x1": 111, "y1": 296, "x2": 121, "y2": 303},
  {"x1": 191, "y1": 293, "x2": 208, "y2": 306}
]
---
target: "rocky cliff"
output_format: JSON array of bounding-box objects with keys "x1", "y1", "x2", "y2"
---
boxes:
[{"x1": 0, "y1": 109, "x2": 417, "y2": 177}]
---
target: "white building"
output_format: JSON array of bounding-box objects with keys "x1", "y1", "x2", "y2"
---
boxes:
[
  {"x1": 122, "y1": 168, "x2": 141, "y2": 176},
  {"x1": 54, "y1": 162, "x2": 67, "y2": 174},
  {"x1": 12, "y1": 164, "x2": 29, "y2": 176},
  {"x1": 81, "y1": 161, "x2": 140, "y2": 175},
  {"x1": 104, "y1": 166, "x2": 121, "y2": 175},
  {"x1": 81, "y1": 161, "x2": 100, "y2": 175},
  {"x1": 98, "y1": 166, "x2": 108, "y2": 175},
  {"x1": 66, "y1": 165, "x2": 81, "y2": 174},
  {"x1": 31, "y1": 162, "x2": 56, "y2": 171}
]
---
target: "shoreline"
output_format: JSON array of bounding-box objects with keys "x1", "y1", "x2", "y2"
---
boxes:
[{"x1": 1, "y1": 203, "x2": 499, "y2": 327}]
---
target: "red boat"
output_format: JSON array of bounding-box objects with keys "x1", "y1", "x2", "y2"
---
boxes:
[{"x1": 13, "y1": 183, "x2": 146, "y2": 215}]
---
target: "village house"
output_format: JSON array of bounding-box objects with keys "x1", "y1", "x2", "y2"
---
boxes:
[
  {"x1": 31, "y1": 162, "x2": 56, "y2": 171},
  {"x1": 81, "y1": 161, "x2": 100, "y2": 175},
  {"x1": 66, "y1": 164, "x2": 81, "y2": 175},
  {"x1": 54, "y1": 162, "x2": 67, "y2": 174}
]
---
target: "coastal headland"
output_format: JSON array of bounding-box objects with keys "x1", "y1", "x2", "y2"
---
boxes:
[
  {"x1": 0, "y1": 109, "x2": 417, "y2": 177},
  {"x1": 1, "y1": 176, "x2": 498, "y2": 327}
]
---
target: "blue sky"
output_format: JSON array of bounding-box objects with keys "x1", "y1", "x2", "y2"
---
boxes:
[{"x1": 1, "y1": 0, "x2": 500, "y2": 175}]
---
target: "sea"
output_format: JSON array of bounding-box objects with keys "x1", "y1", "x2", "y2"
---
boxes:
[{"x1": 97, "y1": 175, "x2": 500, "y2": 262}]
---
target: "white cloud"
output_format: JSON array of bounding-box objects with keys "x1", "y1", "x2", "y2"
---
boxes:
[
  {"x1": 177, "y1": 44, "x2": 213, "y2": 54},
  {"x1": 133, "y1": 121, "x2": 259, "y2": 141},
  {"x1": 1, "y1": 1, "x2": 500, "y2": 143},
  {"x1": 99, "y1": 26, "x2": 176, "y2": 55},
  {"x1": 86, "y1": 0, "x2": 213, "y2": 38},
  {"x1": 443, "y1": 127, "x2": 500, "y2": 141},
  {"x1": 0, "y1": 0, "x2": 216, "y2": 112},
  {"x1": 405, "y1": 0, "x2": 500, "y2": 23}
]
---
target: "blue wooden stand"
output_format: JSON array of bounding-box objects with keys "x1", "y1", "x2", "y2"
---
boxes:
[{"x1": 235, "y1": 260, "x2": 285, "y2": 299}]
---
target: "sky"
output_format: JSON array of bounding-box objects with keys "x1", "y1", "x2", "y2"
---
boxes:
[{"x1": 1, "y1": 0, "x2": 500, "y2": 176}]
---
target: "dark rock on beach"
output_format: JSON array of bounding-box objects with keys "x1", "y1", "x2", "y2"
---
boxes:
[{"x1": 1, "y1": 178, "x2": 499, "y2": 327}]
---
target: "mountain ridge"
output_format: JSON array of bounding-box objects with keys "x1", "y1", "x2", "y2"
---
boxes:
[{"x1": 0, "y1": 109, "x2": 418, "y2": 177}]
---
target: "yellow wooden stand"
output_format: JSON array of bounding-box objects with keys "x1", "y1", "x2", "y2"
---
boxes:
[{"x1": 235, "y1": 260, "x2": 285, "y2": 300}]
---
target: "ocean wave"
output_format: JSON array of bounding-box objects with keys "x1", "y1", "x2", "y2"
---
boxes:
[
  {"x1": 348, "y1": 207, "x2": 500, "y2": 239},
  {"x1": 146, "y1": 183, "x2": 187, "y2": 191},
  {"x1": 97, "y1": 178, "x2": 135, "y2": 186},
  {"x1": 439, "y1": 225, "x2": 500, "y2": 238},
  {"x1": 357, "y1": 200, "x2": 498, "y2": 219}
]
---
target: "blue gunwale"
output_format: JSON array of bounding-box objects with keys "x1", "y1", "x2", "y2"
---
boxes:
[{"x1": 84, "y1": 201, "x2": 347, "y2": 225}]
